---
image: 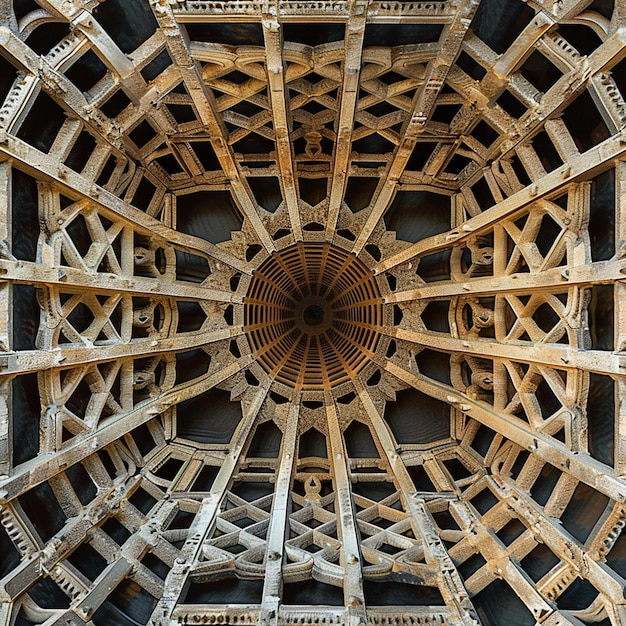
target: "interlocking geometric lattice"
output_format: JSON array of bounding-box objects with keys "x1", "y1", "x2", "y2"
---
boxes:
[{"x1": 1, "y1": 1, "x2": 626, "y2": 626}]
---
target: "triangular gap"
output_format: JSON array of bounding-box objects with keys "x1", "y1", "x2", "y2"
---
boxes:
[
  {"x1": 61, "y1": 426, "x2": 76, "y2": 443},
  {"x1": 96, "y1": 361, "x2": 123, "y2": 415},
  {"x1": 502, "y1": 362, "x2": 529, "y2": 423},
  {"x1": 505, "y1": 227, "x2": 530, "y2": 274}
]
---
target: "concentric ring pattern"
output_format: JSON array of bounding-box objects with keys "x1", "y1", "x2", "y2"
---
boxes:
[{"x1": 244, "y1": 242, "x2": 383, "y2": 389}]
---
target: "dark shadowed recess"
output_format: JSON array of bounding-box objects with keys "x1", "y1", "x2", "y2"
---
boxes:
[
  {"x1": 23, "y1": 576, "x2": 69, "y2": 609},
  {"x1": 363, "y1": 24, "x2": 443, "y2": 47},
  {"x1": 283, "y1": 580, "x2": 344, "y2": 606},
  {"x1": 559, "y1": 482, "x2": 610, "y2": 544},
  {"x1": 344, "y1": 420, "x2": 379, "y2": 458},
  {"x1": 470, "y1": 0, "x2": 535, "y2": 54},
  {"x1": 345, "y1": 177, "x2": 379, "y2": 213},
  {"x1": 384, "y1": 191, "x2": 451, "y2": 244},
  {"x1": 473, "y1": 578, "x2": 536, "y2": 626},
  {"x1": 530, "y1": 462, "x2": 561, "y2": 507},
  {"x1": 185, "y1": 23, "x2": 264, "y2": 46},
  {"x1": 282, "y1": 23, "x2": 346, "y2": 45},
  {"x1": 25, "y1": 22, "x2": 71, "y2": 56},
  {"x1": 64, "y1": 49, "x2": 108, "y2": 93},
  {"x1": 299, "y1": 178, "x2": 327, "y2": 207},
  {"x1": 18, "y1": 481, "x2": 67, "y2": 543},
  {"x1": 184, "y1": 578, "x2": 264, "y2": 604},
  {"x1": 363, "y1": 580, "x2": 445, "y2": 606},
  {"x1": 16, "y1": 91, "x2": 66, "y2": 155},
  {"x1": 91, "y1": 580, "x2": 157, "y2": 626},
  {"x1": 12, "y1": 285, "x2": 39, "y2": 351},
  {"x1": 408, "y1": 465, "x2": 436, "y2": 492},
  {"x1": 384, "y1": 388, "x2": 450, "y2": 445},
  {"x1": 93, "y1": 0, "x2": 157, "y2": 54},
  {"x1": 0, "y1": 522, "x2": 21, "y2": 580},
  {"x1": 177, "y1": 388, "x2": 243, "y2": 444},
  {"x1": 247, "y1": 420, "x2": 283, "y2": 457},
  {"x1": 176, "y1": 190, "x2": 243, "y2": 244},
  {"x1": 589, "y1": 168, "x2": 615, "y2": 262},
  {"x1": 67, "y1": 542, "x2": 108, "y2": 582},
  {"x1": 13, "y1": 0, "x2": 41, "y2": 20},
  {"x1": 562, "y1": 90, "x2": 611, "y2": 153},
  {"x1": 587, "y1": 373, "x2": 614, "y2": 467},
  {"x1": 520, "y1": 544, "x2": 560, "y2": 582},
  {"x1": 299, "y1": 427, "x2": 327, "y2": 458},
  {"x1": 248, "y1": 176, "x2": 283, "y2": 213}
]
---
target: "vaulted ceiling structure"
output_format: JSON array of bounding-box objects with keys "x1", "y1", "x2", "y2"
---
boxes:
[{"x1": 1, "y1": 0, "x2": 626, "y2": 625}]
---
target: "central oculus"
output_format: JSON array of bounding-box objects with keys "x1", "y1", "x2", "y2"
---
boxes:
[
  {"x1": 244, "y1": 242, "x2": 383, "y2": 390},
  {"x1": 302, "y1": 304, "x2": 324, "y2": 326}
]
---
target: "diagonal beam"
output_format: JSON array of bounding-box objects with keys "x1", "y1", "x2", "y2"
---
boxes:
[
  {"x1": 377, "y1": 129, "x2": 626, "y2": 273},
  {"x1": 325, "y1": 393, "x2": 366, "y2": 625},
  {"x1": 458, "y1": 25, "x2": 626, "y2": 167},
  {"x1": 353, "y1": 0, "x2": 480, "y2": 254},
  {"x1": 263, "y1": 17, "x2": 302, "y2": 242},
  {"x1": 430, "y1": 467, "x2": 573, "y2": 624},
  {"x1": 260, "y1": 404, "x2": 299, "y2": 625},
  {"x1": 446, "y1": 498, "x2": 580, "y2": 625},
  {"x1": 74, "y1": 497, "x2": 179, "y2": 622},
  {"x1": 0, "y1": 259, "x2": 239, "y2": 303},
  {"x1": 383, "y1": 360, "x2": 626, "y2": 503},
  {"x1": 353, "y1": 379, "x2": 480, "y2": 625},
  {"x1": 0, "y1": 356, "x2": 253, "y2": 501},
  {"x1": 324, "y1": 7, "x2": 367, "y2": 240},
  {"x1": 491, "y1": 477, "x2": 626, "y2": 605},
  {"x1": 0, "y1": 474, "x2": 142, "y2": 602},
  {"x1": 150, "y1": 385, "x2": 269, "y2": 625},
  {"x1": 388, "y1": 258, "x2": 626, "y2": 301},
  {"x1": 378, "y1": 28, "x2": 626, "y2": 272},
  {"x1": 0, "y1": 27, "x2": 130, "y2": 160},
  {"x1": 0, "y1": 137, "x2": 249, "y2": 273},
  {"x1": 389, "y1": 328, "x2": 622, "y2": 377},
  {"x1": 149, "y1": 1, "x2": 276, "y2": 253},
  {"x1": 3, "y1": 326, "x2": 242, "y2": 376}
]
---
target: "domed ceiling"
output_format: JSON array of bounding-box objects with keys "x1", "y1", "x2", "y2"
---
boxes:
[{"x1": 1, "y1": 0, "x2": 626, "y2": 625}]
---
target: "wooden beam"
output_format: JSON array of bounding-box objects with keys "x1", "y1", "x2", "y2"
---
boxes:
[
  {"x1": 377, "y1": 130, "x2": 626, "y2": 273},
  {"x1": 259, "y1": 404, "x2": 299, "y2": 625},
  {"x1": 0, "y1": 137, "x2": 249, "y2": 273},
  {"x1": 325, "y1": 8, "x2": 367, "y2": 239},
  {"x1": 0, "y1": 356, "x2": 253, "y2": 501},
  {"x1": 0, "y1": 259, "x2": 240, "y2": 303},
  {"x1": 354, "y1": 379, "x2": 480, "y2": 625},
  {"x1": 387, "y1": 258, "x2": 626, "y2": 301},
  {"x1": 389, "y1": 328, "x2": 624, "y2": 377},
  {"x1": 353, "y1": 0, "x2": 480, "y2": 254},
  {"x1": 263, "y1": 17, "x2": 303, "y2": 241},
  {"x1": 325, "y1": 393, "x2": 366, "y2": 624},
  {"x1": 151, "y1": 385, "x2": 268, "y2": 624},
  {"x1": 2, "y1": 327, "x2": 242, "y2": 376},
  {"x1": 383, "y1": 360, "x2": 626, "y2": 504},
  {"x1": 151, "y1": 2, "x2": 276, "y2": 253}
]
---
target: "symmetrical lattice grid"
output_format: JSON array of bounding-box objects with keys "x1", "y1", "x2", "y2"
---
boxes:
[{"x1": 0, "y1": 1, "x2": 625, "y2": 626}]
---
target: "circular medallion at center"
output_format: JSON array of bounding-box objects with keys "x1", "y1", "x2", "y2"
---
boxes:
[
  {"x1": 293, "y1": 295, "x2": 333, "y2": 336},
  {"x1": 244, "y1": 242, "x2": 383, "y2": 390}
]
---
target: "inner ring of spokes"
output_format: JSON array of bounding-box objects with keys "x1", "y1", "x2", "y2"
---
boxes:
[{"x1": 244, "y1": 242, "x2": 383, "y2": 390}]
